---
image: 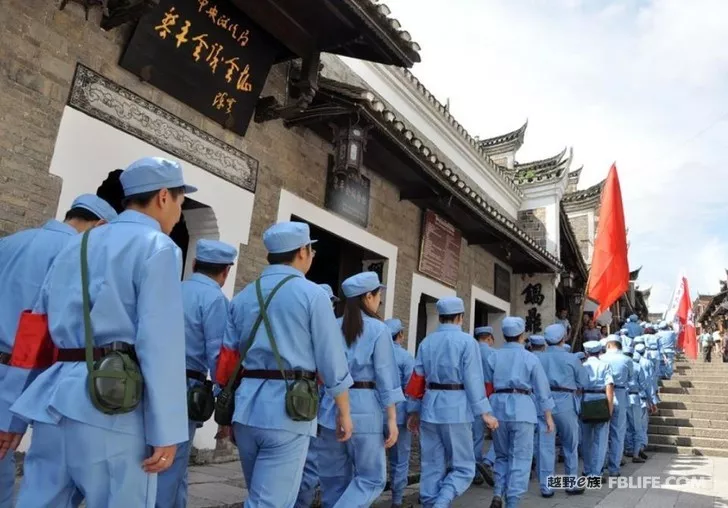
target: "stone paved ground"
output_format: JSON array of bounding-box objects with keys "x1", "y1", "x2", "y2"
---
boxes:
[{"x1": 14, "y1": 452, "x2": 728, "y2": 507}]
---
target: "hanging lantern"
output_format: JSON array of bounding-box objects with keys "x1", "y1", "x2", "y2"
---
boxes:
[
  {"x1": 562, "y1": 271, "x2": 574, "y2": 289},
  {"x1": 332, "y1": 122, "x2": 370, "y2": 176}
]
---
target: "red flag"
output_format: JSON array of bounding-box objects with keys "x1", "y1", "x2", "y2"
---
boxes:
[
  {"x1": 676, "y1": 277, "x2": 698, "y2": 359},
  {"x1": 587, "y1": 164, "x2": 630, "y2": 318}
]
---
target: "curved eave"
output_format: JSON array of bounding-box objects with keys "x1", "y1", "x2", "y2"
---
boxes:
[
  {"x1": 563, "y1": 179, "x2": 605, "y2": 204},
  {"x1": 514, "y1": 146, "x2": 569, "y2": 172},
  {"x1": 477, "y1": 120, "x2": 528, "y2": 152},
  {"x1": 514, "y1": 148, "x2": 573, "y2": 186},
  {"x1": 568, "y1": 165, "x2": 583, "y2": 183},
  {"x1": 630, "y1": 266, "x2": 642, "y2": 281}
]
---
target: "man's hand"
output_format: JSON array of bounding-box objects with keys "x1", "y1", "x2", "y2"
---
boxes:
[
  {"x1": 545, "y1": 413, "x2": 556, "y2": 433},
  {"x1": 336, "y1": 412, "x2": 353, "y2": 442},
  {"x1": 407, "y1": 413, "x2": 420, "y2": 435},
  {"x1": 215, "y1": 425, "x2": 235, "y2": 445},
  {"x1": 384, "y1": 418, "x2": 399, "y2": 449},
  {"x1": 483, "y1": 413, "x2": 499, "y2": 431},
  {"x1": 0, "y1": 431, "x2": 23, "y2": 460},
  {"x1": 142, "y1": 444, "x2": 177, "y2": 474}
]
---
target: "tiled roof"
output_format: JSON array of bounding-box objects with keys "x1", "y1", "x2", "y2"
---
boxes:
[
  {"x1": 568, "y1": 165, "x2": 583, "y2": 183},
  {"x1": 562, "y1": 179, "x2": 605, "y2": 204},
  {"x1": 630, "y1": 266, "x2": 642, "y2": 281},
  {"x1": 397, "y1": 68, "x2": 524, "y2": 197},
  {"x1": 345, "y1": 0, "x2": 422, "y2": 65},
  {"x1": 477, "y1": 121, "x2": 528, "y2": 152},
  {"x1": 510, "y1": 147, "x2": 572, "y2": 185},
  {"x1": 317, "y1": 77, "x2": 563, "y2": 271}
]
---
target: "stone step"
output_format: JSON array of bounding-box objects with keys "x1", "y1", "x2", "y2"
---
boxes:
[
  {"x1": 658, "y1": 393, "x2": 728, "y2": 404},
  {"x1": 647, "y1": 443, "x2": 728, "y2": 458},
  {"x1": 673, "y1": 364, "x2": 728, "y2": 370},
  {"x1": 648, "y1": 424, "x2": 726, "y2": 438},
  {"x1": 658, "y1": 400, "x2": 728, "y2": 412},
  {"x1": 656, "y1": 409, "x2": 728, "y2": 420},
  {"x1": 661, "y1": 379, "x2": 728, "y2": 389},
  {"x1": 648, "y1": 433, "x2": 728, "y2": 449},
  {"x1": 650, "y1": 416, "x2": 727, "y2": 428},
  {"x1": 660, "y1": 387, "x2": 728, "y2": 396}
]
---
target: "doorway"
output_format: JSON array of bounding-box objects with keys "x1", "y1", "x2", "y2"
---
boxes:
[
  {"x1": 415, "y1": 294, "x2": 439, "y2": 351},
  {"x1": 473, "y1": 300, "x2": 507, "y2": 347},
  {"x1": 294, "y1": 215, "x2": 388, "y2": 316}
]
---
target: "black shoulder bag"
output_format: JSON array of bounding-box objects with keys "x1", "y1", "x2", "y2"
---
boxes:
[{"x1": 214, "y1": 275, "x2": 296, "y2": 425}]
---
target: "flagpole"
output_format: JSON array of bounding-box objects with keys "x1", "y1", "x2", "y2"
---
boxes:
[{"x1": 571, "y1": 273, "x2": 591, "y2": 352}]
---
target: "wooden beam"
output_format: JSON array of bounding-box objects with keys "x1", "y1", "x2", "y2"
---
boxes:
[{"x1": 399, "y1": 186, "x2": 439, "y2": 202}]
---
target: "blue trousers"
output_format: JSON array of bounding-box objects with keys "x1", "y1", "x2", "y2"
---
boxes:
[
  {"x1": 661, "y1": 353, "x2": 675, "y2": 379},
  {"x1": 387, "y1": 424, "x2": 411, "y2": 505},
  {"x1": 17, "y1": 419, "x2": 154, "y2": 507},
  {"x1": 533, "y1": 418, "x2": 552, "y2": 494},
  {"x1": 0, "y1": 451, "x2": 13, "y2": 508},
  {"x1": 553, "y1": 410, "x2": 580, "y2": 482},
  {"x1": 607, "y1": 390, "x2": 628, "y2": 474},
  {"x1": 234, "y1": 423, "x2": 309, "y2": 508},
  {"x1": 473, "y1": 416, "x2": 485, "y2": 464},
  {"x1": 624, "y1": 401, "x2": 643, "y2": 457},
  {"x1": 484, "y1": 442, "x2": 495, "y2": 467},
  {"x1": 317, "y1": 427, "x2": 386, "y2": 508},
  {"x1": 492, "y1": 421, "x2": 534, "y2": 508},
  {"x1": 580, "y1": 421, "x2": 609, "y2": 476},
  {"x1": 155, "y1": 421, "x2": 197, "y2": 508},
  {"x1": 419, "y1": 421, "x2": 474, "y2": 508},
  {"x1": 641, "y1": 404, "x2": 649, "y2": 451},
  {"x1": 295, "y1": 434, "x2": 322, "y2": 508}
]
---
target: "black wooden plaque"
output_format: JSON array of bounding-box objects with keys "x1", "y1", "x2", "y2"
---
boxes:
[
  {"x1": 325, "y1": 158, "x2": 371, "y2": 228},
  {"x1": 494, "y1": 263, "x2": 511, "y2": 302},
  {"x1": 119, "y1": 0, "x2": 279, "y2": 136}
]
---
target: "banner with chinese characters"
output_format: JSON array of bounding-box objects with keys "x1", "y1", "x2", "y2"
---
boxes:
[
  {"x1": 522, "y1": 282, "x2": 544, "y2": 333},
  {"x1": 120, "y1": 0, "x2": 280, "y2": 136}
]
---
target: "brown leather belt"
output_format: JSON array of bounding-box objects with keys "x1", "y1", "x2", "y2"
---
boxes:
[
  {"x1": 56, "y1": 342, "x2": 135, "y2": 362},
  {"x1": 0, "y1": 352, "x2": 10, "y2": 366},
  {"x1": 186, "y1": 369, "x2": 207, "y2": 382},
  {"x1": 241, "y1": 369, "x2": 316, "y2": 381},
  {"x1": 351, "y1": 381, "x2": 376, "y2": 389},
  {"x1": 428, "y1": 383, "x2": 465, "y2": 390},
  {"x1": 550, "y1": 386, "x2": 576, "y2": 393},
  {"x1": 495, "y1": 388, "x2": 531, "y2": 395},
  {"x1": 583, "y1": 388, "x2": 606, "y2": 394}
]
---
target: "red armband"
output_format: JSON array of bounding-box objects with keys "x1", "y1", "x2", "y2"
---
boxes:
[
  {"x1": 317, "y1": 374, "x2": 324, "y2": 386},
  {"x1": 215, "y1": 346, "x2": 241, "y2": 386},
  {"x1": 485, "y1": 382, "x2": 494, "y2": 398},
  {"x1": 405, "y1": 372, "x2": 426, "y2": 400},
  {"x1": 10, "y1": 311, "x2": 57, "y2": 369}
]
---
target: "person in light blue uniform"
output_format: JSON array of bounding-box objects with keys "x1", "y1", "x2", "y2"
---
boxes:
[
  {"x1": 600, "y1": 335, "x2": 632, "y2": 477},
  {"x1": 295, "y1": 284, "x2": 339, "y2": 508},
  {"x1": 526, "y1": 335, "x2": 549, "y2": 491},
  {"x1": 472, "y1": 325, "x2": 496, "y2": 487},
  {"x1": 563, "y1": 344, "x2": 572, "y2": 353},
  {"x1": 644, "y1": 334, "x2": 661, "y2": 402},
  {"x1": 316, "y1": 271, "x2": 402, "y2": 507},
  {"x1": 0, "y1": 194, "x2": 116, "y2": 508},
  {"x1": 575, "y1": 352, "x2": 586, "y2": 363},
  {"x1": 634, "y1": 342, "x2": 657, "y2": 459},
  {"x1": 620, "y1": 328, "x2": 633, "y2": 350},
  {"x1": 484, "y1": 317, "x2": 554, "y2": 508},
  {"x1": 625, "y1": 315, "x2": 643, "y2": 341},
  {"x1": 622, "y1": 345, "x2": 650, "y2": 464},
  {"x1": 656, "y1": 321, "x2": 677, "y2": 379},
  {"x1": 219, "y1": 221, "x2": 354, "y2": 508},
  {"x1": 384, "y1": 317, "x2": 415, "y2": 508},
  {"x1": 535, "y1": 324, "x2": 589, "y2": 497},
  {"x1": 156, "y1": 239, "x2": 237, "y2": 508},
  {"x1": 406, "y1": 297, "x2": 498, "y2": 508},
  {"x1": 12, "y1": 157, "x2": 194, "y2": 507},
  {"x1": 580, "y1": 341, "x2": 614, "y2": 477}
]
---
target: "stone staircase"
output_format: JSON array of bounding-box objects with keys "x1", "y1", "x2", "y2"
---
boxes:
[{"x1": 649, "y1": 356, "x2": 728, "y2": 457}]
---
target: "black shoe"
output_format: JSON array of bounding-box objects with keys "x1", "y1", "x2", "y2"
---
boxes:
[
  {"x1": 490, "y1": 497, "x2": 503, "y2": 508},
  {"x1": 620, "y1": 458, "x2": 626, "y2": 467},
  {"x1": 472, "y1": 470, "x2": 485, "y2": 486},
  {"x1": 558, "y1": 455, "x2": 565, "y2": 463},
  {"x1": 609, "y1": 472, "x2": 621, "y2": 478},
  {"x1": 639, "y1": 450, "x2": 649, "y2": 460},
  {"x1": 477, "y1": 463, "x2": 495, "y2": 487},
  {"x1": 541, "y1": 491, "x2": 555, "y2": 498},
  {"x1": 632, "y1": 456, "x2": 646, "y2": 463},
  {"x1": 566, "y1": 488, "x2": 586, "y2": 495}
]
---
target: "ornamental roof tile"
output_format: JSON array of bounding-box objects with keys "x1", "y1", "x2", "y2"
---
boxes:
[
  {"x1": 562, "y1": 179, "x2": 605, "y2": 204},
  {"x1": 509, "y1": 147, "x2": 572, "y2": 185},
  {"x1": 477, "y1": 121, "x2": 528, "y2": 152}
]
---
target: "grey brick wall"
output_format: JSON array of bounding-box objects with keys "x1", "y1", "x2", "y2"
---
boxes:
[
  {"x1": 567, "y1": 214, "x2": 591, "y2": 263},
  {"x1": 517, "y1": 208, "x2": 547, "y2": 250}
]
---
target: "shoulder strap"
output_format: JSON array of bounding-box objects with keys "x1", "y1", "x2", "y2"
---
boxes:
[
  {"x1": 81, "y1": 229, "x2": 94, "y2": 375},
  {"x1": 225, "y1": 274, "x2": 296, "y2": 391},
  {"x1": 256, "y1": 278, "x2": 290, "y2": 387}
]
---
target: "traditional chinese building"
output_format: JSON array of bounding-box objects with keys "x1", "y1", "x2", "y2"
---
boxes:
[
  {"x1": 694, "y1": 294, "x2": 716, "y2": 333},
  {"x1": 698, "y1": 275, "x2": 728, "y2": 333}
]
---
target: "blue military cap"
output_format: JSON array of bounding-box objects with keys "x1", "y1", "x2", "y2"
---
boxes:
[
  {"x1": 647, "y1": 340, "x2": 659, "y2": 350},
  {"x1": 194, "y1": 239, "x2": 237, "y2": 265},
  {"x1": 529, "y1": 335, "x2": 546, "y2": 346},
  {"x1": 263, "y1": 221, "x2": 317, "y2": 254},
  {"x1": 629, "y1": 314, "x2": 638, "y2": 322},
  {"x1": 634, "y1": 343, "x2": 646, "y2": 353},
  {"x1": 436, "y1": 297, "x2": 465, "y2": 315},
  {"x1": 342, "y1": 271, "x2": 385, "y2": 298},
  {"x1": 633, "y1": 336, "x2": 645, "y2": 344},
  {"x1": 385, "y1": 318, "x2": 403, "y2": 337},
  {"x1": 70, "y1": 194, "x2": 118, "y2": 222},
  {"x1": 584, "y1": 341, "x2": 602, "y2": 354},
  {"x1": 659, "y1": 321, "x2": 669, "y2": 330},
  {"x1": 599, "y1": 338, "x2": 608, "y2": 350},
  {"x1": 318, "y1": 283, "x2": 339, "y2": 302},
  {"x1": 606, "y1": 334, "x2": 622, "y2": 346},
  {"x1": 120, "y1": 157, "x2": 197, "y2": 197},
  {"x1": 502, "y1": 316, "x2": 525, "y2": 337},
  {"x1": 544, "y1": 323, "x2": 567, "y2": 345},
  {"x1": 474, "y1": 326, "x2": 494, "y2": 337},
  {"x1": 563, "y1": 344, "x2": 572, "y2": 352},
  {"x1": 623, "y1": 345, "x2": 634, "y2": 354},
  {"x1": 619, "y1": 328, "x2": 628, "y2": 336},
  {"x1": 575, "y1": 351, "x2": 586, "y2": 361}
]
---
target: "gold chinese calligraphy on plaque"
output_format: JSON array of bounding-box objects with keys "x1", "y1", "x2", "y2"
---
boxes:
[{"x1": 120, "y1": 0, "x2": 280, "y2": 136}]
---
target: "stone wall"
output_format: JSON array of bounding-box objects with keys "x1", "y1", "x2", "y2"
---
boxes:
[
  {"x1": 0, "y1": 0, "x2": 506, "y2": 349},
  {"x1": 517, "y1": 208, "x2": 548, "y2": 250},
  {"x1": 567, "y1": 213, "x2": 591, "y2": 263}
]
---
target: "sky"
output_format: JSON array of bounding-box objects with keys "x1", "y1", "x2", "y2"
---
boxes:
[{"x1": 383, "y1": 0, "x2": 728, "y2": 313}]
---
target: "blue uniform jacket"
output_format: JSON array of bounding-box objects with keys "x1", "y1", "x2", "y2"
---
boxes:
[
  {"x1": 390, "y1": 343, "x2": 414, "y2": 426},
  {"x1": 581, "y1": 357, "x2": 614, "y2": 403},
  {"x1": 0, "y1": 220, "x2": 76, "y2": 433},
  {"x1": 223, "y1": 265, "x2": 353, "y2": 437},
  {"x1": 537, "y1": 346, "x2": 589, "y2": 414},
  {"x1": 11, "y1": 211, "x2": 189, "y2": 447},
  {"x1": 600, "y1": 350, "x2": 633, "y2": 392}
]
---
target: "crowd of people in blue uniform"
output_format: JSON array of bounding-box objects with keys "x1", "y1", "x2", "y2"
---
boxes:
[{"x1": 0, "y1": 156, "x2": 679, "y2": 508}]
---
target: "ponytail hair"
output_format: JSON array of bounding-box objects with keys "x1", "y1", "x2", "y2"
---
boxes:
[{"x1": 341, "y1": 288, "x2": 381, "y2": 347}]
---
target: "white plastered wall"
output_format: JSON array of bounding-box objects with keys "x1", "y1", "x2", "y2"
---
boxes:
[
  {"x1": 407, "y1": 273, "x2": 456, "y2": 355},
  {"x1": 276, "y1": 189, "x2": 398, "y2": 320},
  {"x1": 469, "y1": 285, "x2": 511, "y2": 349}
]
